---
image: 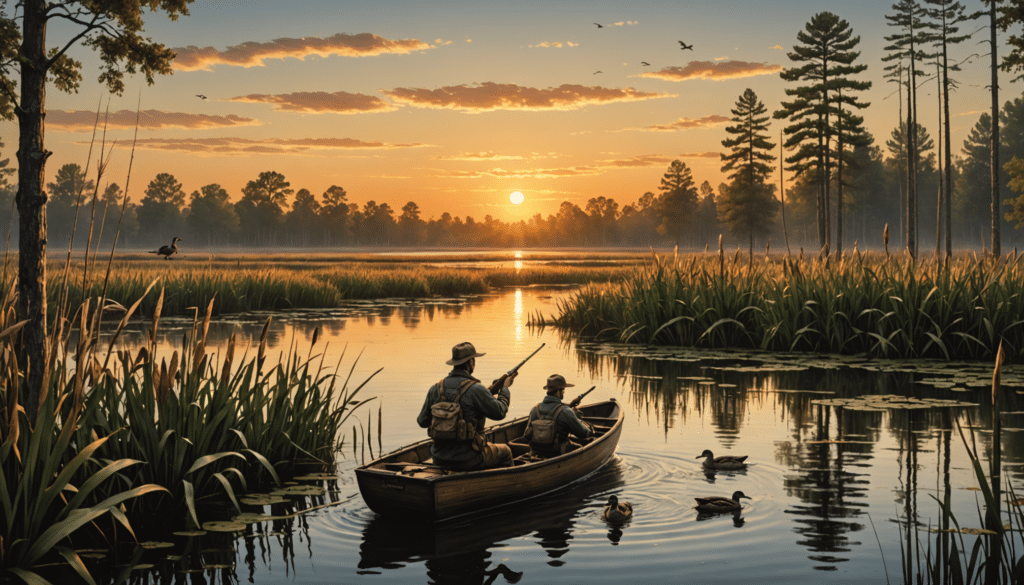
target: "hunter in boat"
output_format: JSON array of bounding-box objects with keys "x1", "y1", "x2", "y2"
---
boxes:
[
  {"x1": 525, "y1": 374, "x2": 594, "y2": 456},
  {"x1": 416, "y1": 341, "x2": 517, "y2": 471},
  {"x1": 357, "y1": 346, "x2": 623, "y2": 521}
]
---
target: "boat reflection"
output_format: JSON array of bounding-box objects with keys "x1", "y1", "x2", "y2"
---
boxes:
[{"x1": 358, "y1": 458, "x2": 626, "y2": 582}]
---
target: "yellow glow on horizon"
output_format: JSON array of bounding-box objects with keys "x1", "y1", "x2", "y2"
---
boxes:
[{"x1": 509, "y1": 191, "x2": 525, "y2": 205}]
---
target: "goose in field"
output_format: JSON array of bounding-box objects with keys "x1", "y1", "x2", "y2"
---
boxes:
[
  {"x1": 149, "y1": 237, "x2": 181, "y2": 260},
  {"x1": 602, "y1": 495, "x2": 633, "y2": 522},
  {"x1": 695, "y1": 490, "x2": 750, "y2": 513},
  {"x1": 697, "y1": 449, "x2": 748, "y2": 470}
]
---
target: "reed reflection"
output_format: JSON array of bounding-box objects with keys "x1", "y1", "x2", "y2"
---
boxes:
[{"x1": 358, "y1": 459, "x2": 625, "y2": 582}]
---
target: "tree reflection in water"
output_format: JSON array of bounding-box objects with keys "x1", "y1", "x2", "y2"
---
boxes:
[{"x1": 357, "y1": 459, "x2": 625, "y2": 583}]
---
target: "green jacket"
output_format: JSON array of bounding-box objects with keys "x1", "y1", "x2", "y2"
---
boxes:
[
  {"x1": 528, "y1": 394, "x2": 593, "y2": 443},
  {"x1": 417, "y1": 369, "x2": 510, "y2": 464}
]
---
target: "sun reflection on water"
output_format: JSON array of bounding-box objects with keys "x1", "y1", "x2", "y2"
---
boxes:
[
  {"x1": 514, "y1": 288, "x2": 523, "y2": 343},
  {"x1": 514, "y1": 250, "x2": 523, "y2": 271}
]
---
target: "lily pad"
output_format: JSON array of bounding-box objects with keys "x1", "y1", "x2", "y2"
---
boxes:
[
  {"x1": 172, "y1": 530, "x2": 207, "y2": 537},
  {"x1": 201, "y1": 521, "x2": 248, "y2": 533},
  {"x1": 270, "y1": 486, "x2": 326, "y2": 497},
  {"x1": 131, "y1": 564, "x2": 155, "y2": 571},
  {"x1": 233, "y1": 512, "x2": 273, "y2": 524},
  {"x1": 240, "y1": 494, "x2": 289, "y2": 506},
  {"x1": 139, "y1": 542, "x2": 174, "y2": 550}
]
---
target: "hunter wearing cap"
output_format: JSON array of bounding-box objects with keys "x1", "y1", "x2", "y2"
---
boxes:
[
  {"x1": 417, "y1": 342, "x2": 516, "y2": 471},
  {"x1": 525, "y1": 374, "x2": 594, "y2": 457}
]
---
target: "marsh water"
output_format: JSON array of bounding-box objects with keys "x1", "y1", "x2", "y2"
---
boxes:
[{"x1": 111, "y1": 286, "x2": 1024, "y2": 584}]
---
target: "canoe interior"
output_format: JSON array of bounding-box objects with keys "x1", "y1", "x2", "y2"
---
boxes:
[
  {"x1": 362, "y1": 400, "x2": 619, "y2": 472},
  {"x1": 355, "y1": 400, "x2": 623, "y2": 520}
]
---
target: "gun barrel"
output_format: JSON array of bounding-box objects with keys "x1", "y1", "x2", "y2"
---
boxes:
[{"x1": 507, "y1": 343, "x2": 545, "y2": 375}]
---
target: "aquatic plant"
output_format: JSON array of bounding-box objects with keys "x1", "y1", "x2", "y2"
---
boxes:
[{"x1": 541, "y1": 249, "x2": 1024, "y2": 361}]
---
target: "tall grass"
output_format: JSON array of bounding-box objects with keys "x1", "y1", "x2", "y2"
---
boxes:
[
  {"x1": 0, "y1": 260, "x2": 634, "y2": 317},
  {"x1": 540, "y1": 249, "x2": 1024, "y2": 360},
  {"x1": 0, "y1": 105, "x2": 379, "y2": 584}
]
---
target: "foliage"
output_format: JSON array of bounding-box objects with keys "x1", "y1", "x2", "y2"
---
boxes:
[
  {"x1": 656, "y1": 160, "x2": 698, "y2": 246},
  {"x1": 543, "y1": 250, "x2": 1024, "y2": 361},
  {"x1": 719, "y1": 89, "x2": 779, "y2": 255},
  {"x1": 775, "y1": 11, "x2": 871, "y2": 250}
]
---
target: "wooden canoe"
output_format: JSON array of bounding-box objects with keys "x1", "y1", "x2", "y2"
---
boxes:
[{"x1": 355, "y1": 398, "x2": 623, "y2": 521}]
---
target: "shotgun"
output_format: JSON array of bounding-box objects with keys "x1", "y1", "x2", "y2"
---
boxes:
[
  {"x1": 488, "y1": 343, "x2": 545, "y2": 394},
  {"x1": 568, "y1": 386, "x2": 597, "y2": 408}
]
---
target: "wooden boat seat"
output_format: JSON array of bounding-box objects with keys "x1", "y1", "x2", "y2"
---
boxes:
[{"x1": 581, "y1": 416, "x2": 617, "y2": 425}]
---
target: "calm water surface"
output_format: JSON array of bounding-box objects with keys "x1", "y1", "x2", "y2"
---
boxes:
[{"x1": 115, "y1": 287, "x2": 1024, "y2": 584}]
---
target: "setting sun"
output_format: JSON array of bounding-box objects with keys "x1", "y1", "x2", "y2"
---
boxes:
[{"x1": 510, "y1": 191, "x2": 525, "y2": 205}]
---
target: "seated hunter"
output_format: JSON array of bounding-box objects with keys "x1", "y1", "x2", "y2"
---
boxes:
[
  {"x1": 525, "y1": 374, "x2": 594, "y2": 457},
  {"x1": 417, "y1": 342, "x2": 516, "y2": 471}
]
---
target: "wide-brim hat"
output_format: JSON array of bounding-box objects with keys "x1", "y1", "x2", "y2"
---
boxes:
[
  {"x1": 543, "y1": 374, "x2": 575, "y2": 390},
  {"x1": 446, "y1": 341, "x2": 486, "y2": 366}
]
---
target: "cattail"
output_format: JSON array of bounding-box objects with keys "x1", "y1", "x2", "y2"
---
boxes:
[{"x1": 883, "y1": 223, "x2": 890, "y2": 258}]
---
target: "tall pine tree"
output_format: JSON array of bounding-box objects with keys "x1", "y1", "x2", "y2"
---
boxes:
[
  {"x1": 884, "y1": 0, "x2": 931, "y2": 258},
  {"x1": 720, "y1": 89, "x2": 779, "y2": 257},
  {"x1": 775, "y1": 11, "x2": 870, "y2": 255}
]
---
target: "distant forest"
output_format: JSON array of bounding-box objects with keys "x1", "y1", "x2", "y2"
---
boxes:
[{"x1": 3, "y1": 94, "x2": 1024, "y2": 252}]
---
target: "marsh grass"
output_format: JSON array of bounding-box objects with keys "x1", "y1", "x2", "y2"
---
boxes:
[
  {"x1": 915, "y1": 343, "x2": 1024, "y2": 584},
  {"x1": 540, "y1": 249, "x2": 1024, "y2": 361},
  {"x1": 1, "y1": 107, "x2": 379, "y2": 584},
  {"x1": 0, "y1": 260, "x2": 634, "y2": 318}
]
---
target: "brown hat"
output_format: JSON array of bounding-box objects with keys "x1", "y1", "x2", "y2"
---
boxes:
[
  {"x1": 446, "y1": 342, "x2": 486, "y2": 366},
  {"x1": 543, "y1": 374, "x2": 575, "y2": 390}
]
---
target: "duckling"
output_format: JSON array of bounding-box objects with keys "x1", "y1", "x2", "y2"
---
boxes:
[
  {"x1": 694, "y1": 490, "x2": 750, "y2": 513},
  {"x1": 602, "y1": 495, "x2": 633, "y2": 522},
  {"x1": 697, "y1": 448, "x2": 748, "y2": 470}
]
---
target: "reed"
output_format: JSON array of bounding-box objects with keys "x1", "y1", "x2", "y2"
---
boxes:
[
  {"x1": 540, "y1": 250, "x2": 1024, "y2": 361},
  {"x1": 0, "y1": 260, "x2": 634, "y2": 318}
]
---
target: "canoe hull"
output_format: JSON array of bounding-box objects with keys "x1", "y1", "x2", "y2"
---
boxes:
[{"x1": 356, "y1": 399, "x2": 622, "y2": 521}]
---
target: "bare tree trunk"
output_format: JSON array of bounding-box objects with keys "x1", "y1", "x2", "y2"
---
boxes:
[
  {"x1": 936, "y1": 57, "x2": 943, "y2": 259},
  {"x1": 990, "y1": 0, "x2": 1002, "y2": 258},
  {"x1": 907, "y1": 60, "x2": 917, "y2": 259},
  {"x1": 15, "y1": 0, "x2": 51, "y2": 422},
  {"x1": 780, "y1": 129, "x2": 791, "y2": 256},
  {"x1": 942, "y1": 39, "x2": 953, "y2": 260}
]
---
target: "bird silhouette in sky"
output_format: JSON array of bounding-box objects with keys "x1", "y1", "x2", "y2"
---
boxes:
[
  {"x1": 679, "y1": 41, "x2": 694, "y2": 50},
  {"x1": 594, "y1": 70, "x2": 603, "y2": 74},
  {"x1": 641, "y1": 61, "x2": 650, "y2": 66},
  {"x1": 196, "y1": 94, "x2": 207, "y2": 100},
  {"x1": 594, "y1": 22, "x2": 603, "y2": 28}
]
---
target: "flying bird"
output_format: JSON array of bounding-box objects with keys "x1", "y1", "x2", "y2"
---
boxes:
[
  {"x1": 640, "y1": 61, "x2": 650, "y2": 66},
  {"x1": 594, "y1": 70, "x2": 603, "y2": 75},
  {"x1": 196, "y1": 94, "x2": 207, "y2": 100},
  {"x1": 679, "y1": 41, "x2": 694, "y2": 50},
  {"x1": 594, "y1": 22, "x2": 604, "y2": 28}
]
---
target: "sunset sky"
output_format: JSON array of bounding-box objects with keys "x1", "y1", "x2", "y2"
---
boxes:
[{"x1": 4, "y1": 0, "x2": 1015, "y2": 222}]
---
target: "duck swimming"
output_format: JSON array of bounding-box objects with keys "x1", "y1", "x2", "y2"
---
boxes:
[
  {"x1": 695, "y1": 490, "x2": 750, "y2": 513},
  {"x1": 602, "y1": 495, "x2": 633, "y2": 522},
  {"x1": 697, "y1": 449, "x2": 748, "y2": 470}
]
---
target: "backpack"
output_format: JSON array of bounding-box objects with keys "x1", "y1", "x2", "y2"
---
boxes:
[
  {"x1": 528, "y1": 402, "x2": 566, "y2": 451},
  {"x1": 428, "y1": 378, "x2": 478, "y2": 441}
]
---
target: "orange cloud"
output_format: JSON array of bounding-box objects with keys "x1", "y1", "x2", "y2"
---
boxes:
[
  {"x1": 639, "y1": 115, "x2": 731, "y2": 132},
  {"x1": 228, "y1": 91, "x2": 397, "y2": 114},
  {"x1": 433, "y1": 151, "x2": 558, "y2": 161},
  {"x1": 49, "y1": 109, "x2": 260, "y2": 132},
  {"x1": 107, "y1": 137, "x2": 433, "y2": 156},
  {"x1": 172, "y1": 33, "x2": 432, "y2": 71},
  {"x1": 529, "y1": 41, "x2": 578, "y2": 48},
  {"x1": 380, "y1": 82, "x2": 674, "y2": 112},
  {"x1": 770, "y1": 44, "x2": 784, "y2": 50},
  {"x1": 435, "y1": 166, "x2": 602, "y2": 179},
  {"x1": 433, "y1": 152, "x2": 716, "y2": 179},
  {"x1": 639, "y1": 60, "x2": 782, "y2": 81}
]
